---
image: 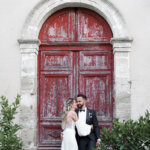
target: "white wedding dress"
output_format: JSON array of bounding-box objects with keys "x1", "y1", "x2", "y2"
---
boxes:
[{"x1": 61, "y1": 119, "x2": 91, "y2": 150}]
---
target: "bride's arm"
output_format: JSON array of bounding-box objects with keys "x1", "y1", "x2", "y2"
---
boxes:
[
  {"x1": 72, "y1": 111, "x2": 92, "y2": 129},
  {"x1": 75, "y1": 120, "x2": 92, "y2": 136},
  {"x1": 71, "y1": 111, "x2": 78, "y2": 122},
  {"x1": 71, "y1": 112, "x2": 92, "y2": 136}
]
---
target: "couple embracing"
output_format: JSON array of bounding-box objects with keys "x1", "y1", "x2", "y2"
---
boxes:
[{"x1": 61, "y1": 94, "x2": 100, "y2": 150}]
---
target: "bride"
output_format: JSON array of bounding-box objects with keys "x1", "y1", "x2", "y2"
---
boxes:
[{"x1": 61, "y1": 98, "x2": 93, "y2": 150}]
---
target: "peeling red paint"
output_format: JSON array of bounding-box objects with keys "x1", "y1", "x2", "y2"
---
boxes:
[{"x1": 38, "y1": 8, "x2": 113, "y2": 149}]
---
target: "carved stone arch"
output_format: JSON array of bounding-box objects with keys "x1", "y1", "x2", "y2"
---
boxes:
[
  {"x1": 20, "y1": 0, "x2": 129, "y2": 39},
  {"x1": 18, "y1": 0, "x2": 133, "y2": 149}
]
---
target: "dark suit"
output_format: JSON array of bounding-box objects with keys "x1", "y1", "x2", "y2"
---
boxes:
[{"x1": 75, "y1": 108, "x2": 100, "y2": 150}]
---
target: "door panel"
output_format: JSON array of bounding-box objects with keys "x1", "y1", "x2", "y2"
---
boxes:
[
  {"x1": 77, "y1": 9, "x2": 112, "y2": 42},
  {"x1": 79, "y1": 73, "x2": 112, "y2": 121},
  {"x1": 41, "y1": 51, "x2": 73, "y2": 70},
  {"x1": 80, "y1": 51, "x2": 112, "y2": 70},
  {"x1": 39, "y1": 8, "x2": 75, "y2": 42},
  {"x1": 40, "y1": 73, "x2": 72, "y2": 118},
  {"x1": 40, "y1": 123, "x2": 61, "y2": 148}
]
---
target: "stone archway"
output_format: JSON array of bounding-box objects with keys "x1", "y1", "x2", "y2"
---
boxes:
[{"x1": 18, "y1": 0, "x2": 133, "y2": 149}]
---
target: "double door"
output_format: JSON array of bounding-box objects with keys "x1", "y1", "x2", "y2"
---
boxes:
[
  {"x1": 38, "y1": 48, "x2": 113, "y2": 149},
  {"x1": 38, "y1": 7, "x2": 113, "y2": 150}
]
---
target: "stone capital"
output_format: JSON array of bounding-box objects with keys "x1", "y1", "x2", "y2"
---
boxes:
[
  {"x1": 18, "y1": 39, "x2": 41, "y2": 54},
  {"x1": 111, "y1": 37, "x2": 133, "y2": 53}
]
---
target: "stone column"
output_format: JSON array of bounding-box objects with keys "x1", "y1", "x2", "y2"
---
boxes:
[
  {"x1": 111, "y1": 38, "x2": 133, "y2": 121},
  {"x1": 18, "y1": 39, "x2": 40, "y2": 150}
]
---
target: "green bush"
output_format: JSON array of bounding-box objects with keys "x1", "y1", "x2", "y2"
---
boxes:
[
  {"x1": 97, "y1": 111, "x2": 150, "y2": 150},
  {"x1": 0, "y1": 94, "x2": 23, "y2": 150}
]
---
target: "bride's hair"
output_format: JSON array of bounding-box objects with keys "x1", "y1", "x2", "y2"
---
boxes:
[{"x1": 62, "y1": 98, "x2": 75, "y2": 130}]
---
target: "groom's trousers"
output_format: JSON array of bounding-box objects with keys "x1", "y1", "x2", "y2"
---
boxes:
[{"x1": 78, "y1": 136, "x2": 96, "y2": 150}]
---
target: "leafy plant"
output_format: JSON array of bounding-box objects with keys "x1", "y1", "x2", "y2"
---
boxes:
[
  {"x1": 96, "y1": 111, "x2": 150, "y2": 150},
  {"x1": 0, "y1": 94, "x2": 23, "y2": 150}
]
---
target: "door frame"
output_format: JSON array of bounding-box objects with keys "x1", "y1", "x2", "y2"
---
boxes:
[{"x1": 18, "y1": 0, "x2": 133, "y2": 149}]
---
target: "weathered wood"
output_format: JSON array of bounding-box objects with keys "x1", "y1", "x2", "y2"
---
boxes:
[{"x1": 38, "y1": 8, "x2": 113, "y2": 149}]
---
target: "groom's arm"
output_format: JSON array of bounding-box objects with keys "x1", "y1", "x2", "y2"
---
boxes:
[{"x1": 92, "y1": 110, "x2": 100, "y2": 140}]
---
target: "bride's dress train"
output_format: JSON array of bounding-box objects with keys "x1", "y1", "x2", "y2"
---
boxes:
[{"x1": 61, "y1": 119, "x2": 91, "y2": 150}]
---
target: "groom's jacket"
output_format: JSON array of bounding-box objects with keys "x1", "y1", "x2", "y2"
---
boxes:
[{"x1": 75, "y1": 108, "x2": 100, "y2": 143}]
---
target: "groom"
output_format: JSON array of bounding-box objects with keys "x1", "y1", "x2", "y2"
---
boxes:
[{"x1": 76, "y1": 94, "x2": 101, "y2": 150}]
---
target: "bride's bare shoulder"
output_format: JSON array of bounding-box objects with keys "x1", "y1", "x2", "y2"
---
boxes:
[
  {"x1": 68, "y1": 110, "x2": 77, "y2": 117},
  {"x1": 68, "y1": 110, "x2": 75, "y2": 114},
  {"x1": 68, "y1": 110, "x2": 77, "y2": 121}
]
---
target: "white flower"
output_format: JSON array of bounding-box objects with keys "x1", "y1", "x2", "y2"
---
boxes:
[{"x1": 89, "y1": 112, "x2": 92, "y2": 118}]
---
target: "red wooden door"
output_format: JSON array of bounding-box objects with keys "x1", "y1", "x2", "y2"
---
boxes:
[{"x1": 38, "y1": 8, "x2": 113, "y2": 150}]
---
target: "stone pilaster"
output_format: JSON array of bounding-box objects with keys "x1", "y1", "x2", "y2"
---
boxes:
[
  {"x1": 18, "y1": 39, "x2": 40, "y2": 150},
  {"x1": 111, "y1": 38, "x2": 133, "y2": 121}
]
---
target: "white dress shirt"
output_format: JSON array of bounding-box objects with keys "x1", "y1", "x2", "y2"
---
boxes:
[{"x1": 78, "y1": 107, "x2": 87, "y2": 123}]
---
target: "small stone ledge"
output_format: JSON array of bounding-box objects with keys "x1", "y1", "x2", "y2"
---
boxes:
[
  {"x1": 18, "y1": 39, "x2": 41, "y2": 54},
  {"x1": 111, "y1": 37, "x2": 133, "y2": 50},
  {"x1": 111, "y1": 37, "x2": 133, "y2": 42},
  {"x1": 18, "y1": 39, "x2": 41, "y2": 45}
]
